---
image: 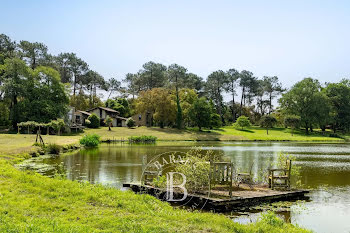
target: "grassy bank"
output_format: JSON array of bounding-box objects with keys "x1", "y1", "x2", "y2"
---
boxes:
[
  {"x1": 0, "y1": 126, "x2": 342, "y2": 155},
  {"x1": 0, "y1": 159, "x2": 309, "y2": 232},
  {"x1": 86, "y1": 126, "x2": 342, "y2": 142}
]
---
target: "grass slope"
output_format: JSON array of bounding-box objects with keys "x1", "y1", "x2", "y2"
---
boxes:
[
  {"x1": 86, "y1": 126, "x2": 342, "y2": 142},
  {"x1": 0, "y1": 159, "x2": 309, "y2": 232},
  {"x1": 0, "y1": 126, "x2": 341, "y2": 155}
]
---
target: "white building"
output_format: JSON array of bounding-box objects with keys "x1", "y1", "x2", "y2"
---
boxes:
[{"x1": 86, "y1": 106, "x2": 127, "y2": 127}]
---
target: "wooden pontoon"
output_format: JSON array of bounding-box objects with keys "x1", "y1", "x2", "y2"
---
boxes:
[{"x1": 123, "y1": 183, "x2": 309, "y2": 212}]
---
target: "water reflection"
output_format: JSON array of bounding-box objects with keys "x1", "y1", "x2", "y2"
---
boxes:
[{"x1": 43, "y1": 142, "x2": 350, "y2": 233}]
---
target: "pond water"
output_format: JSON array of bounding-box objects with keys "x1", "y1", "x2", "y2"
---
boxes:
[{"x1": 40, "y1": 141, "x2": 350, "y2": 233}]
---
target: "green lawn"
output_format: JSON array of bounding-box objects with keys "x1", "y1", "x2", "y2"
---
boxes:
[
  {"x1": 86, "y1": 126, "x2": 342, "y2": 142},
  {"x1": 0, "y1": 159, "x2": 309, "y2": 232},
  {"x1": 215, "y1": 126, "x2": 343, "y2": 141},
  {"x1": 0, "y1": 126, "x2": 343, "y2": 155}
]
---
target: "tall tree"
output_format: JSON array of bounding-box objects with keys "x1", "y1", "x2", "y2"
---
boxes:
[
  {"x1": 167, "y1": 64, "x2": 187, "y2": 129},
  {"x1": 17, "y1": 41, "x2": 48, "y2": 69},
  {"x1": 183, "y1": 73, "x2": 204, "y2": 92},
  {"x1": 136, "y1": 88, "x2": 176, "y2": 128},
  {"x1": 324, "y1": 79, "x2": 350, "y2": 132},
  {"x1": 81, "y1": 70, "x2": 105, "y2": 107},
  {"x1": 239, "y1": 70, "x2": 254, "y2": 116},
  {"x1": 124, "y1": 72, "x2": 143, "y2": 98},
  {"x1": 140, "y1": 61, "x2": 167, "y2": 90},
  {"x1": 55, "y1": 53, "x2": 74, "y2": 83},
  {"x1": 263, "y1": 76, "x2": 284, "y2": 114},
  {"x1": 0, "y1": 58, "x2": 30, "y2": 128},
  {"x1": 189, "y1": 97, "x2": 212, "y2": 131},
  {"x1": 225, "y1": 68, "x2": 240, "y2": 121},
  {"x1": 22, "y1": 66, "x2": 69, "y2": 123},
  {"x1": 0, "y1": 34, "x2": 16, "y2": 64},
  {"x1": 255, "y1": 79, "x2": 269, "y2": 115},
  {"x1": 206, "y1": 70, "x2": 228, "y2": 124},
  {"x1": 279, "y1": 78, "x2": 330, "y2": 134},
  {"x1": 55, "y1": 53, "x2": 88, "y2": 96},
  {"x1": 106, "y1": 78, "x2": 121, "y2": 99}
]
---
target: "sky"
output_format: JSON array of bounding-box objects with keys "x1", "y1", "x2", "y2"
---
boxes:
[{"x1": 1, "y1": 0, "x2": 350, "y2": 90}]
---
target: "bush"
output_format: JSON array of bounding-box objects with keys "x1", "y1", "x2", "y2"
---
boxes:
[
  {"x1": 210, "y1": 113, "x2": 222, "y2": 128},
  {"x1": 46, "y1": 143, "x2": 61, "y2": 155},
  {"x1": 49, "y1": 119, "x2": 65, "y2": 135},
  {"x1": 80, "y1": 134, "x2": 101, "y2": 147},
  {"x1": 128, "y1": 135, "x2": 157, "y2": 143},
  {"x1": 233, "y1": 116, "x2": 251, "y2": 130},
  {"x1": 260, "y1": 115, "x2": 277, "y2": 135},
  {"x1": 173, "y1": 148, "x2": 222, "y2": 192},
  {"x1": 126, "y1": 118, "x2": 136, "y2": 128},
  {"x1": 284, "y1": 115, "x2": 301, "y2": 136},
  {"x1": 87, "y1": 114, "x2": 100, "y2": 128}
]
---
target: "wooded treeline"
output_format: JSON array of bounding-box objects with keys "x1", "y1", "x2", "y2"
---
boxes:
[{"x1": 1, "y1": 33, "x2": 350, "y2": 133}]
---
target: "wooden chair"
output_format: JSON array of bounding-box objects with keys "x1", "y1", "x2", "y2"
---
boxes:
[
  {"x1": 269, "y1": 160, "x2": 292, "y2": 190},
  {"x1": 209, "y1": 161, "x2": 234, "y2": 198},
  {"x1": 141, "y1": 155, "x2": 162, "y2": 185},
  {"x1": 237, "y1": 163, "x2": 254, "y2": 188}
]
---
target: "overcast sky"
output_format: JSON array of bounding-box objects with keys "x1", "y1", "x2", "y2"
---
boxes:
[{"x1": 1, "y1": 0, "x2": 350, "y2": 89}]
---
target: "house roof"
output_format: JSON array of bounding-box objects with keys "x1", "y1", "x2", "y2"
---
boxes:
[
  {"x1": 86, "y1": 106, "x2": 120, "y2": 114},
  {"x1": 115, "y1": 116, "x2": 128, "y2": 120},
  {"x1": 77, "y1": 110, "x2": 91, "y2": 116}
]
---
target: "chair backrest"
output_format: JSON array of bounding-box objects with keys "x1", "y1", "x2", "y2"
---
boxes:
[
  {"x1": 209, "y1": 161, "x2": 234, "y2": 184},
  {"x1": 286, "y1": 160, "x2": 292, "y2": 178},
  {"x1": 248, "y1": 162, "x2": 254, "y2": 175}
]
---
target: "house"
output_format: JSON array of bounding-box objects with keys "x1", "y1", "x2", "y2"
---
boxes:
[
  {"x1": 86, "y1": 106, "x2": 127, "y2": 127},
  {"x1": 75, "y1": 110, "x2": 91, "y2": 125},
  {"x1": 131, "y1": 112, "x2": 152, "y2": 127},
  {"x1": 66, "y1": 107, "x2": 88, "y2": 131}
]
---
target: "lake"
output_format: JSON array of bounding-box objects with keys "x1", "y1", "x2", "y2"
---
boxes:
[{"x1": 39, "y1": 141, "x2": 350, "y2": 233}]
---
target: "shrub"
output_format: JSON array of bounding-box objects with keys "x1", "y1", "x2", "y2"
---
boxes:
[
  {"x1": 128, "y1": 135, "x2": 157, "y2": 143},
  {"x1": 46, "y1": 143, "x2": 61, "y2": 155},
  {"x1": 260, "y1": 115, "x2": 277, "y2": 135},
  {"x1": 173, "y1": 148, "x2": 222, "y2": 192},
  {"x1": 284, "y1": 115, "x2": 301, "y2": 136},
  {"x1": 126, "y1": 118, "x2": 136, "y2": 128},
  {"x1": 233, "y1": 116, "x2": 251, "y2": 130},
  {"x1": 49, "y1": 119, "x2": 65, "y2": 135},
  {"x1": 210, "y1": 113, "x2": 222, "y2": 128},
  {"x1": 152, "y1": 176, "x2": 167, "y2": 188},
  {"x1": 87, "y1": 114, "x2": 100, "y2": 128},
  {"x1": 80, "y1": 134, "x2": 101, "y2": 147},
  {"x1": 104, "y1": 116, "x2": 113, "y2": 131}
]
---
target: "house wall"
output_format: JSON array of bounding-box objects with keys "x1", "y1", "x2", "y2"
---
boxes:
[
  {"x1": 121, "y1": 120, "x2": 126, "y2": 127},
  {"x1": 90, "y1": 109, "x2": 107, "y2": 119},
  {"x1": 132, "y1": 113, "x2": 150, "y2": 127},
  {"x1": 112, "y1": 118, "x2": 117, "y2": 127}
]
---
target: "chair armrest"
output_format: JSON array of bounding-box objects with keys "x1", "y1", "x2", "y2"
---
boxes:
[{"x1": 269, "y1": 168, "x2": 288, "y2": 172}]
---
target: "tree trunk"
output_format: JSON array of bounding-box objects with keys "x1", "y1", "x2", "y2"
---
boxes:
[
  {"x1": 240, "y1": 87, "x2": 245, "y2": 116},
  {"x1": 232, "y1": 90, "x2": 235, "y2": 122},
  {"x1": 11, "y1": 94, "x2": 18, "y2": 129},
  {"x1": 73, "y1": 74, "x2": 77, "y2": 96},
  {"x1": 232, "y1": 83, "x2": 236, "y2": 122},
  {"x1": 175, "y1": 76, "x2": 183, "y2": 129},
  {"x1": 266, "y1": 127, "x2": 269, "y2": 135},
  {"x1": 269, "y1": 92, "x2": 272, "y2": 114}
]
